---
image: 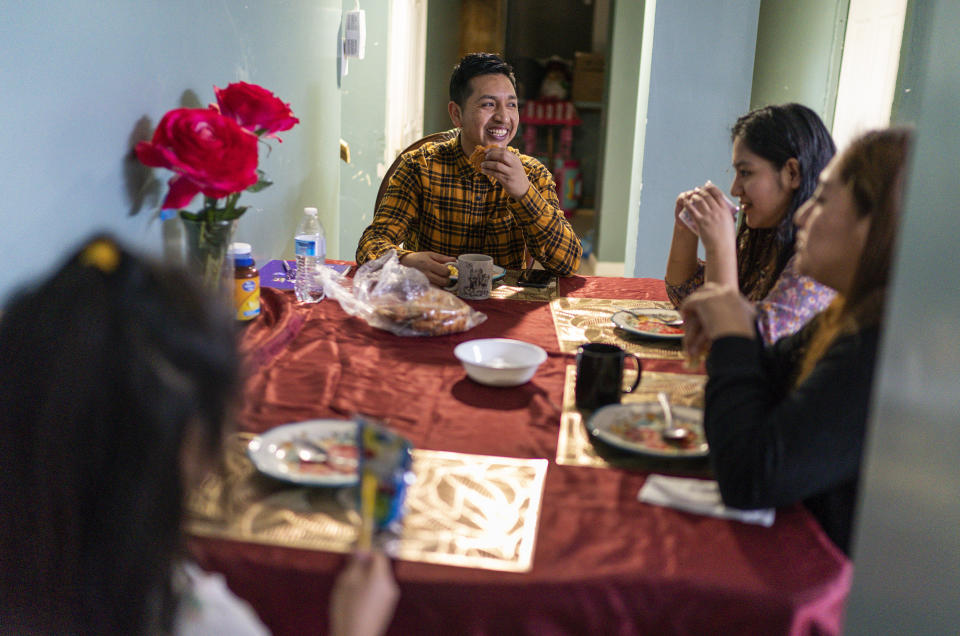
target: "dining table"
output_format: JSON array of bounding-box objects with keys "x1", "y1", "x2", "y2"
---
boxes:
[{"x1": 186, "y1": 261, "x2": 852, "y2": 635}]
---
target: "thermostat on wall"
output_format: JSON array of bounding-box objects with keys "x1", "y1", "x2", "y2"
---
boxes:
[{"x1": 343, "y1": 9, "x2": 366, "y2": 60}]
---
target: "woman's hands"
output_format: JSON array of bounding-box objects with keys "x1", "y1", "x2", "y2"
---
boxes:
[
  {"x1": 680, "y1": 283, "x2": 757, "y2": 365},
  {"x1": 674, "y1": 189, "x2": 698, "y2": 233},
  {"x1": 684, "y1": 182, "x2": 739, "y2": 287},
  {"x1": 665, "y1": 190, "x2": 702, "y2": 286},
  {"x1": 330, "y1": 551, "x2": 400, "y2": 636}
]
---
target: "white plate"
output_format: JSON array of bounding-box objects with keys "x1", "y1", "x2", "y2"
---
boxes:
[
  {"x1": 247, "y1": 420, "x2": 359, "y2": 486},
  {"x1": 611, "y1": 309, "x2": 684, "y2": 340},
  {"x1": 588, "y1": 402, "x2": 708, "y2": 458}
]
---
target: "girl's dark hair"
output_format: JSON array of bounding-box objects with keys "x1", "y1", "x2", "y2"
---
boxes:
[
  {"x1": 449, "y1": 52, "x2": 517, "y2": 108},
  {"x1": 731, "y1": 103, "x2": 836, "y2": 298},
  {"x1": 0, "y1": 236, "x2": 239, "y2": 634}
]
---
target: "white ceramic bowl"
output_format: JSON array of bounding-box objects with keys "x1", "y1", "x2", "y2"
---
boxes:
[{"x1": 454, "y1": 338, "x2": 548, "y2": 387}]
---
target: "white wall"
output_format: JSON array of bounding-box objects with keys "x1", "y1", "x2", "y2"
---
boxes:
[
  {"x1": 832, "y1": 0, "x2": 908, "y2": 151},
  {"x1": 0, "y1": 0, "x2": 343, "y2": 303}
]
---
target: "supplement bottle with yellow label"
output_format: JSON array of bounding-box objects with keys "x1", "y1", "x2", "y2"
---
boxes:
[{"x1": 227, "y1": 242, "x2": 261, "y2": 321}]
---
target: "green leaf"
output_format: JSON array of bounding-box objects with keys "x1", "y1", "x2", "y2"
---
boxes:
[
  {"x1": 247, "y1": 170, "x2": 273, "y2": 193},
  {"x1": 220, "y1": 205, "x2": 249, "y2": 221},
  {"x1": 179, "y1": 210, "x2": 203, "y2": 222}
]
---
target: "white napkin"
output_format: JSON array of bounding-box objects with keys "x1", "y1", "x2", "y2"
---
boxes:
[{"x1": 638, "y1": 474, "x2": 775, "y2": 527}]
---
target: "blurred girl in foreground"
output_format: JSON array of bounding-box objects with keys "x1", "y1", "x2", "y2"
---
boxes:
[
  {"x1": 681, "y1": 128, "x2": 912, "y2": 554},
  {"x1": 666, "y1": 103, "x2": 837, "y2": 343},
  {"x1": 0, "y1": 237, "x2": 398, "y2": 635}
]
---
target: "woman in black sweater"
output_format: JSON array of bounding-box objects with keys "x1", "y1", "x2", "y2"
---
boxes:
[{"x1": 680, "y1": 128, "x2": 912, "y2": 554}]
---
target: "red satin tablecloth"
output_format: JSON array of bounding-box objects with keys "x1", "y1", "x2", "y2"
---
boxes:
[{"x1": 189, "y1": 274, "x2": 852, "y2": 635}]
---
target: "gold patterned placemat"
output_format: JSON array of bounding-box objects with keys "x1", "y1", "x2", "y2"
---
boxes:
[
  {"x1": 549, "y1": 297, "x2": 684, "y2": 359},
  {"x1": 488, "y1": 269, "x2": 558, "y2": 302},
  {"x1": 556, "y1": 365, "x2": 711, "y2": 475},
  {"x1": 186, "y1": 435, "x2": 548, "y2": 573}
]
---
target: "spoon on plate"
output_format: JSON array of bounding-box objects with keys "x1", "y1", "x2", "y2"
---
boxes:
[
  {"x1": 272, "y1": 437, "x2": 328, "y2": 464},
  {"x1": 657, "y1": 391, "x2": 690, "y2": 443},
  {"x1": 614, "y1": 306, "x2": 684, "y2": 327}
]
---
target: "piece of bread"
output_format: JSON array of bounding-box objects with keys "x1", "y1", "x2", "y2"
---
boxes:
[
  {"x1": 374, "y1": 287, "x2": 476, "y2": 336},
  {"x1": 470, "y1": 145, "x2": 522, "y2": 185},
  {"x1": 469, "y1": 144, "x2": 496, "y2": 176}
]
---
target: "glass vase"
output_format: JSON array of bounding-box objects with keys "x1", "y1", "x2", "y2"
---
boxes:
[{"x1": 181, "y1": 217, "x2": 237, "y2": 294}]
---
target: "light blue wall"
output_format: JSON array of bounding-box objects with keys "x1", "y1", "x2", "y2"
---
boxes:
[
  {"x1": 844, "y1": 0, "x2": 960, "y2": 632},
  {"x1": 0, "y1": 0, "x2": 343, "y2": 304},
  {"x1": 339, "y1": 0, "x2": 389, "y2": 261},
  {"x1": 618, "y1": 0, "x2": 760, "y2": 277}
]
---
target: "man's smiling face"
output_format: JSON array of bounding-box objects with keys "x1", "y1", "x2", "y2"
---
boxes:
[{"x1": 448, "y1": 73, "x2": 519, "y2": 156}]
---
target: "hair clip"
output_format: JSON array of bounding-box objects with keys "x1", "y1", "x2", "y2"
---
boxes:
[{"x1": 79, "y1": 238, "x2": 121, "y2": 274}]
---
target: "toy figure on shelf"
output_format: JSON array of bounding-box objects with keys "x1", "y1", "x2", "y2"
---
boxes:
[
  {"x1": 538, "y1": 57, "x2": 571, "y2": 100},
  {"x1": 519, "y1": 57, "x2": 582, "y2": 217}
]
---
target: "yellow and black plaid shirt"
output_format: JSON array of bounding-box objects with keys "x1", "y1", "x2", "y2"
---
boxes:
[{"x1": 356, "y1": 133, "x2": 582, "y2": 275}]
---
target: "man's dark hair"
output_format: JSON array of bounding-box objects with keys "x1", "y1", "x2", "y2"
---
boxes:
[{"x1": 449, "y1": 52, "x2": 517, "y2": 108}]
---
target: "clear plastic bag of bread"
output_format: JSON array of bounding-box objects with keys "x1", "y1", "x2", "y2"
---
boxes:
[{"x1": 315, "y1": 250, "x2": 487, "y2": 336}]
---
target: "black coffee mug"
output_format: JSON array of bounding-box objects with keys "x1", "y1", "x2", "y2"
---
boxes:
[{"x1": 575, "y1": 343, "x2": 642, "y2": 410}]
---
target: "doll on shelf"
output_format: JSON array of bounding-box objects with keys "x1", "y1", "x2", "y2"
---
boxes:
[{"x1": 538, "y1": 57, "x2": 571, "y2": 101}]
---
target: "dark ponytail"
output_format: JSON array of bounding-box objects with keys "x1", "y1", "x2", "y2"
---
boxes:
[{"x1": 0, "y1": 235, "x2": 239, "y2": 634}]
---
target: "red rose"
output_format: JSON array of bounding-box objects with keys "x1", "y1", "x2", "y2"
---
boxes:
[
  {"x1": 213, "y1": 82, "x2": 299, "y2": 139},
  {"x1": 135, "y1": 108, "x2": 259, "y2": 209}
]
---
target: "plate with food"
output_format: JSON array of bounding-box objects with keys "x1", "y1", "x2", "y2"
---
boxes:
[
  {"x1": 611, "y1": 308, "x2": 684, "y2": 340},
  {"x1": 446, "y1": 263, "x2": 507, "y2": 283},
  {"x1": 247, "y1": 420, "x2": 359, "y2": 486},
  {"x1": 587, "y1": 402, "x2": 708, "y2": 458}
]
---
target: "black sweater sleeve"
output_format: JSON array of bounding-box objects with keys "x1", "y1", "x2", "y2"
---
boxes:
[{"x1": 704, "y1": 326, "x2": 880, "y2": 512}]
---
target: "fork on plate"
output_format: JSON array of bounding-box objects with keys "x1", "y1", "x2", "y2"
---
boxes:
[{"x1": 614, "y1": 306, "x2": 684, "y2": 327}]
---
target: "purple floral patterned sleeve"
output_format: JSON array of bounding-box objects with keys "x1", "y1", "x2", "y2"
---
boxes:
[
  {"x1": 754, "y1": 255, "x2": 836, "y2": 344},
  {"x1": 665, "y1": 255, "x2": 834, "y2": 345}
]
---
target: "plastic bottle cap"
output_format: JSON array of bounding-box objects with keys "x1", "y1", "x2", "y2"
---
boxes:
[
  {"x1": 304, "y1": 207, "x2": 318, "y2": 216},
  {"x1": 234, "y1": 255, "x2": 254, "y2": 267},
  {"x1": 227, "y1": 242, "x2": 252, "y2": 256}
]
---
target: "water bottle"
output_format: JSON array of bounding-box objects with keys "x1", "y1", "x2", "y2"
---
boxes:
[{"x1": 294, "y1": 207, "x2": 326, "y2": 303}]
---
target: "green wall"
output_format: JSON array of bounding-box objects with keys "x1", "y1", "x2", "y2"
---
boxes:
[
  {"x1": 423, "y1": 3, "x2": 462, "y2": 136},
  {"x1": 750, "y1": 0, "x2": 849, "y2": 127},
  {"x1": 595, "y1": 0, "x2": 647, "y2": 266},
  {"x1": 844, "y1": 0, "x2": 960, "y2": 631}
]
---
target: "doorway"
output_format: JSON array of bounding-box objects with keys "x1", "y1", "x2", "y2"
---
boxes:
[{"x1": 504, "y1": 0, "x2": 611, "y2": 274}]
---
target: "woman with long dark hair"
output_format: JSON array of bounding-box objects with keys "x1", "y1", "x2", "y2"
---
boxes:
[
  {"x1": 666, "y1": 103, "x2": 838, "y2": 343},
  {"x1": 0, "y1": 237, "x2": 397, "y2": 634},
  {"x1": 680, "y1": 128, "x2": 912, "y2": 554}
]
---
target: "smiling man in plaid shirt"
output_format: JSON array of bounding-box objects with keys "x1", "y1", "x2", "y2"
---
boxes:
[{"x1": 356, "y1": 53, "x2": 582, "y2": 287}]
